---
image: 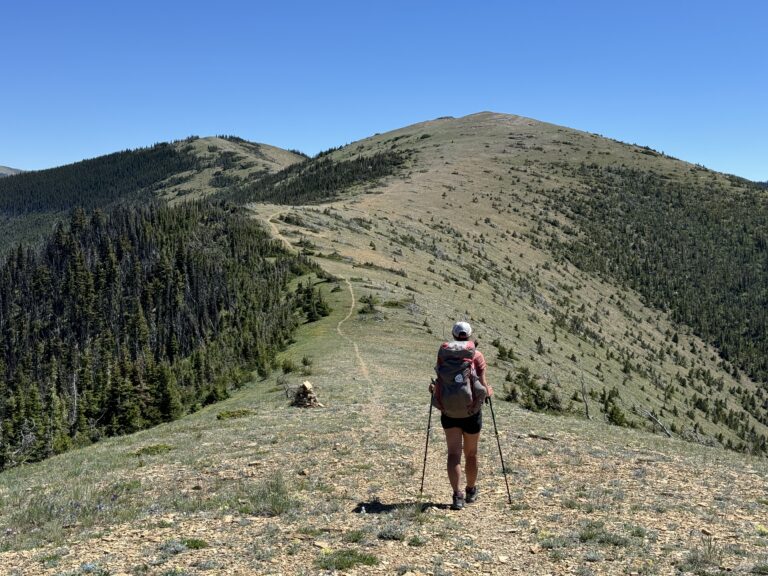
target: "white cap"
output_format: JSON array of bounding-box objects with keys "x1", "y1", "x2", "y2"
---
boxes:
[{"x1": 452, "y1": 321, "x2": 472, "y2": 339}]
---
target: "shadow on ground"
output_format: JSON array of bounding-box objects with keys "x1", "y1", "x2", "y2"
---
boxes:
[{"x1": 353, "y1": 500, "x2": 451, "y2": 513}]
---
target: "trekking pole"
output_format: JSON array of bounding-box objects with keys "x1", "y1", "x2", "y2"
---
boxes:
[
  {"x1": 420, "y1": 389, "x2": 435, "y2": 497},
  {"x1": 488, "y1": 396, "x2": 512, "y2": 505}
]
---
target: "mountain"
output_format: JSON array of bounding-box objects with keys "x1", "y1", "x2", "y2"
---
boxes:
[
  {"x1": 1, "y1": 113, "x2": 768, "y2": 575},
  {"x1": 258, "y1": 111, "x2": 768, "y2": 450},
  {"x1": 0, "y1": 166, "x2": 22, "y2": 177},
  {"x1": 0, "y1": 137, "x2": 305, "y2": 252}
]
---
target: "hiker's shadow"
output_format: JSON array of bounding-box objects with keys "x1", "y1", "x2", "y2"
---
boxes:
[{"x1": 353, "y1": 500, "x2": 450, "y2": 513}]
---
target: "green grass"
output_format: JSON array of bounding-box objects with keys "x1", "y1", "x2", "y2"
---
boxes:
[
  {"x1": 316, "y1": 549, "x2": 379, "y2": 570},
  {"x1": 577, "y1": 520, "x2": 630, "y2": 547},
  {"x1": 228, "y1": 473, "x2": 298, "y2": 517},
  {"x1": 342, "y1": 529, "x2": 366, "y2": 543},
  {"x1": 408, "y1": 535, "x2": 428, "y2": 547},
  {"x1": 181, "y1": 538, "x2": 208, "y2": 549}
]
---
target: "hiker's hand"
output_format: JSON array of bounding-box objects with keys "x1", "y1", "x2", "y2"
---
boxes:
[
  {"x1": 428, "y1": 382, "x2": 435, "y2": 394},
  {"x1": 487, "y1": 386, "x2": 494, "y2": 397}
]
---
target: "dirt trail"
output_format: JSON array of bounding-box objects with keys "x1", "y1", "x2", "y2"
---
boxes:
[
  {"x1": 336, "y1": 277, "x2": 372, "y2": 386},
  {"x1": 266, "y1": 209, "x2": 373, "y2": 387},
  {"x1": 266, "y1": 210, "x2": 293, "y2": 250},
  {"x1": 264, "y1": 209, "x2": 382, "y2": 424}
]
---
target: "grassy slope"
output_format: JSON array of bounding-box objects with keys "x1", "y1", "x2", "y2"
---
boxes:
[
  {"x1": 161, "y1": 137, "x2": 306, "y2": 204},
  {"x1": 1, "y1": 113, "x2": 767, "y2": 575},
  {"x1": 306, "y1": 112, "x2": 768, "y2": 447}
]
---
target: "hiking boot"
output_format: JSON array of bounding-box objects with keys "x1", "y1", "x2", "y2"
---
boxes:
[
  {"x1": 465, "y1": 486, "x2": 478, "y2": 503},
  {"x1": 451, "y1": 492, "x2": 465, "y2": 510}
]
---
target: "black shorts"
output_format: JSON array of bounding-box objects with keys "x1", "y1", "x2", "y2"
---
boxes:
[{"x1": 441, "y1": 410, "x2": 482, "y2": 434}]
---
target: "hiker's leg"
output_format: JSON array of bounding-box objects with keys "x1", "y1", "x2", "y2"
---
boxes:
[
  {"x1": 444, "y1": 427, "x2": 463, "y2": 494},
  {"x1": 463, "y1": 432, "x2": 480, "y2": 488}
]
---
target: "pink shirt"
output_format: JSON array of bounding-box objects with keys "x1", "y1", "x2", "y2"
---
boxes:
[{"x1": 472, "y1": 349, "x2": 487, "y2": 378}]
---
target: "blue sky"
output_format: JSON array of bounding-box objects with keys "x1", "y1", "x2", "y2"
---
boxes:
[{"x1": 2, "y1": 0, "x2": 766, "y2": 181}]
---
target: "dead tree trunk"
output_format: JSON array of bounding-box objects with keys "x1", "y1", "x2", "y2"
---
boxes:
[{"x1": 580, "y1": 374, "x2": 591, "y2": 420}]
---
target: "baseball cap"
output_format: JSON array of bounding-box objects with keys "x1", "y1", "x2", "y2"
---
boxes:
[{"x1": 452, "y1": 321, "x2": 472, "y2": 339}]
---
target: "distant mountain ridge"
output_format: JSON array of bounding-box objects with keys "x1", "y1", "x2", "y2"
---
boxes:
[
  {"x1": 0, "y1": 137, "x2": 305, "y2": 251},
  {"x1": 0, "y1": 166, "x2": 22, "y2": 177}
]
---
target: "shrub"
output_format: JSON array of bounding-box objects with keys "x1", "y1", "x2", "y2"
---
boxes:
[
  {"x1": 408, "y1": 535, "x2": 427, "y2": 547},
  {"x1": 182, "y1": 538, "x2": 208, "y2": 549},
  {"x1": 342, "y1": 530, "x2": 366, "y2": 543},
  {"x1": 377, "y1": 524, "x2": 406, "y2": 541},
  {"x1": 503, "y1": 366, "x2": 563, "y2": 413},
  {"x1": 359, "y1": 293, "x2": 379, "y2": 314},
  {"x1": 281, "y1": 358, "x2": 298, "y2": 374},
  {"x1": 216, "y1": 409, "x2": 255, "y2": 421},
  {"x1": 134, "y1": 444, "x2": 173, "y2": 457},
  {"x1": 158, "y1": 540, "x2": 187, "y2": 555},
  {"x1": 316, "y1": 549, "x2": 379, "y2": 570}
]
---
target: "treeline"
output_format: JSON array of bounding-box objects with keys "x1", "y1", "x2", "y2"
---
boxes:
[
  {"x1": 550, "y1": 164, "x2": 768, "y2": 383},
  {"x1": 222, "y1": 150, "x2": 408, "y2": 205},
  {"x1": 0, "y1": 202, "x2": 329, "y2": 469},
  {"x1": 0, "y1": 142, "x2": 200, "y2": 215}
]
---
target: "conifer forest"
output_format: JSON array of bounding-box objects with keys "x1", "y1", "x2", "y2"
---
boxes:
[{"x1": 0, "y1": 202, "x2": 329, "y2": 469}]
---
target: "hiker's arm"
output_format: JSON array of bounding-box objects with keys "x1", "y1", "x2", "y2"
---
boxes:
[
  {"x1": 480, "y1": 372, "x2": 493, "y2": 396},
  {"x1": 475, "y1": 352, "x2": 493, "y2": 397}
]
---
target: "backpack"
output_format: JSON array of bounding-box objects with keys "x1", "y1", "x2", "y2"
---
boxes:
[{"x1": 432, "y1": 340, "x2": 485, "y2": 418}]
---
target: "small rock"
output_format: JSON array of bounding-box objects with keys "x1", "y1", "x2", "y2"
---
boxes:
[
  {"x1": 701, "y1": 528, "x2": 713, "y2": 536},
  {"x1": 314, "y1": 540, "x2": 331, "y2": 549},
  {"x1": 498, "y1": 555, "x2": 509, "y2": 563}
]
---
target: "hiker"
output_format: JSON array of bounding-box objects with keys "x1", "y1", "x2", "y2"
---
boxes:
[{"x1": 429, "y1": 321, "x2": 493, "y2": 510}]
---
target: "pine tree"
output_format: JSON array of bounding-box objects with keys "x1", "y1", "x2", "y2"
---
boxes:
[{"x1": 151, "y1": 363, "x2": 183, "y2": 423}]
